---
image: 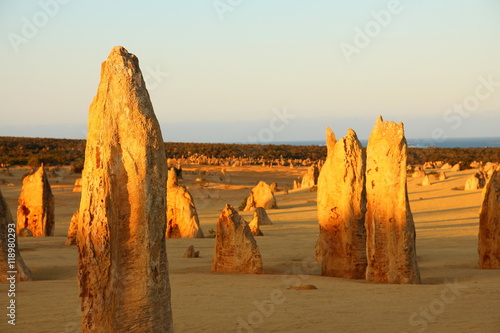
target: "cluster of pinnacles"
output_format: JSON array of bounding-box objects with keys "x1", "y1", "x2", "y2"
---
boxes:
[
  {"x1": 3, "y1": 45, "x2": 500, "y2": 333},
  {"x1": 316, "y1": 116, "x2": 421, "y2": 284}
]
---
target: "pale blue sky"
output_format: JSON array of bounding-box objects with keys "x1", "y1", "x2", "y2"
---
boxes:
[{"x1": 1, "y1": 0, "x2": 499, "y2": 142}]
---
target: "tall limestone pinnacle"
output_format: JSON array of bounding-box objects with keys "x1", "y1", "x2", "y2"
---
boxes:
[
  {"x1": 365, "y1": 116, "x2": 421, "y2": 284},
  {"x1": 478, "y1": 170, "x2": 500, "y2": 269},
  {"x1": 317, "y1": 129, "x2": 367, "y2": 279},
  {"x1": 77, "y1": 46, "x2": 172, "y2": 332},
  {"x1": 315, "y1": 127, "x2": 337, "y2": 262}
]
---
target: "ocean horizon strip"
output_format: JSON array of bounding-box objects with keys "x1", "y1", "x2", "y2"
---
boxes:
[{"x1": 227, "y1": 137, "x2": 500, "y2": 148}]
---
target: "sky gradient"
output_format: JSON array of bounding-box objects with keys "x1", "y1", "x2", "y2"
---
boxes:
[{"x1": 1, "y1": 0, "x2": 499, "y2": 143}]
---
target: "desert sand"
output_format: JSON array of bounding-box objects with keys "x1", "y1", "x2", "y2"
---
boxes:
[{"x1": 0, "y1": 164, "x2": 499, "y2": 332}]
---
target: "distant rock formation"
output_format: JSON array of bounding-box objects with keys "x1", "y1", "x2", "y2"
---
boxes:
[
  {"x1": 421, "y1": 175, "x2": 431, "y2": 186},
  {"x1": 166, "y1": 168, "x2": 204, "y2": 238},
  {"x1": 212, "y1": 204, "x2": 263, "y2": 274},
  {"x1": 182, "y1": 245, "x2": 200, "y2": 258},
  {"x1": 451, "y1": 163, "x2": 462, "y2": 172},
  {"x1": 248, "y1": 213, "x2": 264, "y2": 236},
  {"x1": 16, "y1": 166, "x2": 54, "y2": 237},
  {"x1": 411, "y1": 168, "x2": 426, "y2": 178},
  {"x1": 483, "y1": 162, "x2": 500, "y2": 179},
  {"x1": 479, "y1": 171, "x2": 500, "y2": 269},
  {"x1": 439, "y1": 172, "x2": 447, "y2": 181},
  {"x1": 434, "y1": 161, "x2": 444, "y2": 168},
  {"x1": 316, "y1": 128, "x2": 367, "y2": 279},
  {"x1": 422, "y1": 162, "x2": 434, "y2": 169},
  {"x1": 243, "y1": 181, "x2": 277, "y2": 211},
  {"x1": 365, "y1": 116, "x2": 420, "y2": 284},
  {"x1": 464, "y1": 172, "x2": 486, "y2": 191},
  {"x1": 470, "y1": 161, "x2": 481, "y2": 169},
  {"x1": 0, "y1": 189, "x2": 33, "y2": 282},
  {"x1": 64, "y1": 211, "x2": 79, "y2": 246},
  {"x1": 251, "y1": 207, "x2": 272, "y2": 226},
  {"x1": 220, "y1": 168, "x2": 231, "y2": 183},
  {"x1": 301, "y1": 165, "x2": 319, "y2": 188},
  {"x1": 77, "y1": 46, "x2": 172, "y2": 332}
]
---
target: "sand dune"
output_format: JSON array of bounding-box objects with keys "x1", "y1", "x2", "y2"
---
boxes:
[{"x1": 0, "y1": 166, "x2": 499, "y2": 332}]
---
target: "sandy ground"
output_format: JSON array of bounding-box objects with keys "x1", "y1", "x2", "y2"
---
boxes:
[{"x1": 0, "y1": 165, "x2": 499, "y2": 333}]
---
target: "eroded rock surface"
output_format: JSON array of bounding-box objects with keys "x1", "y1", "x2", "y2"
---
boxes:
[
  {"x1": 244, "y1": 181, "x2": 277, "y2": 211},
  {"x1": 301, "y1": 165, "x2": 319, "y2": 188},
  {"x1": 77, "y1": 46, "x2": 172, "y2": 332},
  {"x1": 479, "y1": 171, "x2": 500, "y2": 269},
  {"x1": 365, "y1": 116, "x2": 421, "y2": 284},
  {"x1": 316, "y1": 128, "x2": 367, "y2": 279},
  {"x1": 16, "y1": 166, "x2": 54, "y2": 237},
  {"x1": 212, "y1": 204, "x2": 263, "y2": 274},
  {"x1": 167, "y1": 168, "x2": 204, "y2": 238}
]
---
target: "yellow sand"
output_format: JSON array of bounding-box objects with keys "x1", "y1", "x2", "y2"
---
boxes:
[{"x1": 0, "y1": 165, "x2": 499, "y2": 332}]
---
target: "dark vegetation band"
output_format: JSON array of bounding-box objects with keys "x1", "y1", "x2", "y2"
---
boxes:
[{"x1": 0, "y1": 137, "x2": 499, "y2": 171}]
